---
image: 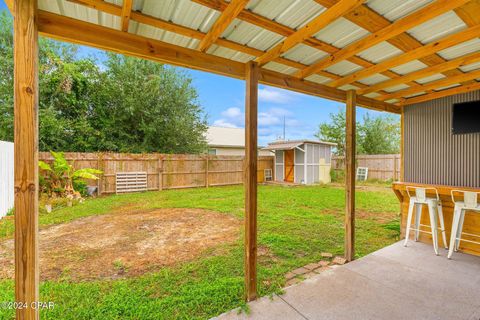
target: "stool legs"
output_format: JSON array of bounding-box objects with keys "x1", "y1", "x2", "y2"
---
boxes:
[
  {"x1": 448, "y1": 206, "x2": 462, "y2": 259},
  {"x1": 455, "y1": 210, "x2": 466, "y2": 251},
  {"x1": 414, "y1": 203, "x2": 423, "y2": 241},
  {"x1": 404, "y1": 199, "x2": 415, "y2": 247},
  {"x1": 437, "y1": 203, "x2": 448, "y2": 249},
  {"x1": 427, "y1": 201, "x2": 439, "y2": 255}
]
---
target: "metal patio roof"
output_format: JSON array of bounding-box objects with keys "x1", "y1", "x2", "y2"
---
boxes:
[{"x1": 6, "y1": 0, "x2": 479, "y2": 110}]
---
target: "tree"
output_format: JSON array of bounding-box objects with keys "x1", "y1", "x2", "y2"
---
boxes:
[
  {"x1": 315, "y1": 108, "x2": 363, "y2": 156},
  {"x1": 0, "y1": 12, "x2": 207, "y2": 154},
  {"x1": 316, "y1": 108, "x2": 400, "y2": 156}
]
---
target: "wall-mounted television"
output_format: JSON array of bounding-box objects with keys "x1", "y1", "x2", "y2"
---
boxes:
[{"x1": 452, "y1": 100, "x2": 480, "y2": 134}]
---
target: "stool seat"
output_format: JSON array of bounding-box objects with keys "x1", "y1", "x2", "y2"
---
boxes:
[{"x1": 404, "y1": 186, "x2": 448, "y2": 255}]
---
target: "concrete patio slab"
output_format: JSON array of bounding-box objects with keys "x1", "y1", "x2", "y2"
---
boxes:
[{"x1": 213, "y1": 241, "x2": 480, "y2": 320}]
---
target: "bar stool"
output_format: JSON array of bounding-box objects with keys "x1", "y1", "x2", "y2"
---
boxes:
[
  {"x1": 448, "y1": 190, "x2": 480, "y2": 259},
  {"x1": 403, "y1": 186, "x2": 448, "y2": 255}
]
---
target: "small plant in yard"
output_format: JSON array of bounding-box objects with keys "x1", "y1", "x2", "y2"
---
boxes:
[{"x1": 39, "y1": 151, "x2": 102, "y2": 211}]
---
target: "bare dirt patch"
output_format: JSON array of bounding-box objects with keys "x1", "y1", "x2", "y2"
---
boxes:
[{"x1": 0, "y1": 208, "x2": 240, "y2": 281}]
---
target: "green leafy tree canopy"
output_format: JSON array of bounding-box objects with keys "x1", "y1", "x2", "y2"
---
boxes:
[
  {"x1": 0, "y1": 12, "x2": 207, "y2": 154},
  {"x1": 316, "y1": 108, "x2": 400, "y2": 156}
]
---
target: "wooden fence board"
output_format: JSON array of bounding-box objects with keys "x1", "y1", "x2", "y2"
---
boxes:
[
  {"x1": 38, "y1": 152, "x2": 274, "y2": 194},
  {"x1": 332, "y1": 154, "x2": 400, "y2": 181}
]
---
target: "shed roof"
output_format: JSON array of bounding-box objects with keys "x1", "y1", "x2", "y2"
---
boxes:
[
  {"x1": 264, "y1": 139, "x2": 336, "y2": 151},
  {"x1": 6, "y1": 0, "x2": 476, "y2": 114}
]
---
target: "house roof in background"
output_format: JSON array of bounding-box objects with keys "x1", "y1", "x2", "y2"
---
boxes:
[
  {"x1": 206, "y1": 126, "x2": 246, "y2": 148},
  {"x1": 264, "y1": 139, "x2": 336, "y2": 151}
]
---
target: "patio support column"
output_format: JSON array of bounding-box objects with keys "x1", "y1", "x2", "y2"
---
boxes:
[
  {"x1": 345, "y1": 90, "x2": 356, "y2": 262},
  {"x1": 400, "y1": 106, "x2": 404, "y2": 182},
  {"x1": 244, "y1": 61, "x2": 258, "y2": 301},
  {"x1": 14, "y1": 0, "x2": 40, "y2": 319}
]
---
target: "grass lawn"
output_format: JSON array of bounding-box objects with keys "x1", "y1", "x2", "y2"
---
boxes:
[{"x1": 0, "y1": 184, "x2": 399, "y2": 320}]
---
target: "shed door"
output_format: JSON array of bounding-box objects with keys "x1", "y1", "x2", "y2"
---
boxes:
[{"x1": 284, "y1": 149, "x2": 294, "y2": 182}]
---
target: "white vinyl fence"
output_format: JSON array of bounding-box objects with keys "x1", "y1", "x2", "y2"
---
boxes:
[{"x1": 0, "y1": 141, "x2": 14, "y2": 219}]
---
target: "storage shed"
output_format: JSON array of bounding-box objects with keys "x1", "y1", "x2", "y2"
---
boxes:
[{"x1": 265, "y1": 140, "x2": 336, "y2": 185}]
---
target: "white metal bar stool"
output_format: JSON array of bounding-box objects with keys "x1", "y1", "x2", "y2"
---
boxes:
[
  {"x1": 404, "y1": 186, "x2": 448, "y2": 255},
  {"x1": 448, "y1": 190, "x2": 480, "y2": 259}
]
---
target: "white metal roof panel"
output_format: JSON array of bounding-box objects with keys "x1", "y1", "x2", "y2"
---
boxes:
[
  {"x1": 207, "y1": 45, "x2": 254, "y2": 63},
  {"x1": 357, "y1": 42, "x2": 404, "y2": 64},
  {"x1": 415, "y1": 74, "x2": 446, "y2": 84},
  {"x1": 436, "y1": 38, "x2": 480, "y2": 61},
  {"x1": 282, "y1": 44, "x2": 328, "y2": 65},
  {"x1": 136, "y1": 23, "x2": 198, "y2": 49},
  {"x1": 364, "y1": 92, "x2": 381, "y2": 99},
  {"x1": 325, "y1": 60, "x2": 363, "y2": 77},
  {"x1": 366, "y1": 0, "x2": 433, "y2": 22},
  {"x1": 313, "y1": 18, "x2": 370, "y2": 49},
  {"x1": 305, "y1": 74, "x2": 332, "y2": 84},
  {"x1": 247, "y1": 0, "x2": 323, "y2": 30},
  {"x1": 406, "y1": 11, "x2": 466, "y2": 44},
  {"x1": 383, "y1": 83, "x2": 410, "y2": 93},
  {"x1": 338, "y1": 84, "x2": 360, "y2": 91},
  {"x1": 262, "y1": 62, "x2": 298, "y2": 75},
  {"x1": 358, "y1": 74, "x2": 391, "y2": 86},
  {"x1": 390, "y1": 60, "x2": 428, "y2": 75},
  {"x1": 460, "y1": 62, "x2": 480, "y2": 73},
  {"x1": 224, "y1": 20, "x2": 284, "y2": 51}
]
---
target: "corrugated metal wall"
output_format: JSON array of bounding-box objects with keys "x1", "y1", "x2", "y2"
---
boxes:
[{"x1": 404, "y1": 90, "x2": 480, "y2": 188}]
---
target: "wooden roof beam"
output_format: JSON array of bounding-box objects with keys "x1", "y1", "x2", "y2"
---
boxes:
[
  {"x1": 192, "y1": 0, "x2": 414, "y2": 93},
  {"x1": 197, "y1": 0, "x2": 249, "y2": 52},
  {"x1": 296, "y1": 0, "x2": 471, "y2": 79},
  {"x1": 358, "y1": 51, "x2": 480, "y2": 95},
  {"x1": 328, "y1": 24, "x2": 480, "y2": 88},
  {"x1": 402, "y1": 82, "x2": 480, "y2": 105},
  {"x1": 314, "y1": 0, "x2": 479, "y2": 88},
  {"x1": 255, "y1": 0, "x2": 366, "y2": 66},
  {"x1": 120, "y1": 0, "x2": 133, "y2": 32},
  {"x1": 36, "y1": 10, "x2": 400, "y2": 114},
  {"x1": 380, "y1": 69, "x2": 480, "y2": 102},
  {"x1": 68, "y1": 0, "x2": 375, "y2": 91}
]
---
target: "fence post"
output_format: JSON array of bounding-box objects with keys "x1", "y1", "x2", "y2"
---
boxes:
[
  {"x1": 205, "y1": 155, "x2": 209, "y2": 188},
  {"x1": 158, "y1": 156, "x2": 163, "y2": 191}
]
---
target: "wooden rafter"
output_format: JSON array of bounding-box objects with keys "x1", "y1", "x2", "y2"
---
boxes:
[
  {"x1": 120, "y1": 0, "x2": 133, "y2": 32},
  {"x1": 402, "y1": 82, "x2": 480, "y2": 105},
  {"x1": 328, "y1": 24, "x2": 480, "y2": 88},
  {"x1": 358, "y1": 51, "x2": 480, "y2": 95},
  {"x1": 66, "y1": 0, "x2": 374, "y2": 91},
  {"x1": 380, "y1": 70, "x2": 480, "y2": 102},
  {"x1": 197, "y1": 0, "x2": 249, "y2": 52},
  {"x1": 255, "y1": 0, "x2": 365, "y2": 66},
  {"x1": 296, "y1": 0, "x2": 471, "y2": 79},
  {"x1": 36, "y1": 10, "x2": 400, "y2": 114},
  {"x1": 314, "y1": 0, "x2": 479, "y2": 88},
  {"x1": 191, "y1": 0, "x2": 417, "y2": 93}
]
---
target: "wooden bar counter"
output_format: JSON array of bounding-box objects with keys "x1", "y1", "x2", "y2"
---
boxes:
[{"x1": 392, "y1": 182, "x2": 480, "y2": 257}]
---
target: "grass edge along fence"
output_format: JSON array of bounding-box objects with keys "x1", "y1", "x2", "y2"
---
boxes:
[
  {"x1": 39, "y1": 152, "x2": 274, "y2": 195},
  {"x1": 331, "y1": 154, "x2": 401, "y2": 182}
]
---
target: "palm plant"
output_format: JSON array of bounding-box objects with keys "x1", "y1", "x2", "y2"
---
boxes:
[{"x1": 39, "y1": 151, "x2": 102, "y2": 198}]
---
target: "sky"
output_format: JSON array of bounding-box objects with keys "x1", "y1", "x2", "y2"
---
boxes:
[{"x1": 0, "y1": 1, "x2": 397, "y2": 146}]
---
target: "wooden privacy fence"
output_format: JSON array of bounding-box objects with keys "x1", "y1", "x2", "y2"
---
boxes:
[
  {"x1": 332, "y1": 154, "x2": 401, "y2": 181},
  {"x1": 38, "y1": 152, "x2": 274, "y2": 194}
]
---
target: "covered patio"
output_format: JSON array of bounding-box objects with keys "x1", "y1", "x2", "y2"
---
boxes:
[
  {"x1": 6, "y1": 0, "x2": 480, "y2": 319},
  {"x1": 215, "y1": 241, "x2": 480, "y2": 320}
]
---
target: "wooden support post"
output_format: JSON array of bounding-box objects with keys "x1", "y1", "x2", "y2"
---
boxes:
[
  {"x1": 400, "y1": 106, "x2": 405, "y2": 182},
  {"x1": 14, "y1": 0, "x2": 39, "y2": 319},
  {"x1": 345, "y1": 90, "x2": 356, "y2": 262},
  {"x1": 244, "y1": 61, "x2": 258, "y2": 301}
]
